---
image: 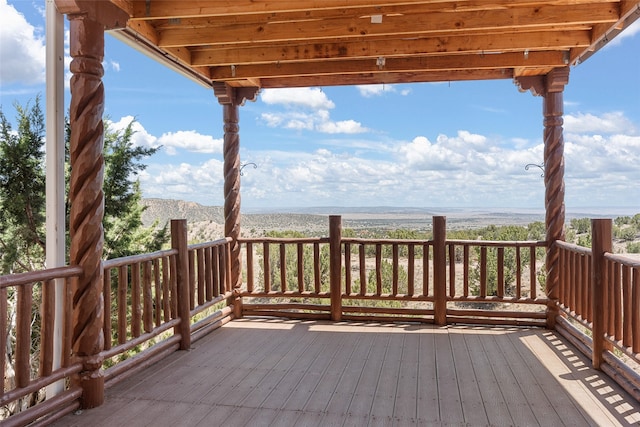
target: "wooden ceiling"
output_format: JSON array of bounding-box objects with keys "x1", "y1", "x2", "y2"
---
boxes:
[{"x1": 104, "y1": 0, "x2": 640, "y2": 89}]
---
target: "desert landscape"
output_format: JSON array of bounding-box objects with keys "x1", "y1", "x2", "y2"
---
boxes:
[{"x1": 141, "y1": 198, "x2": 638, "y2": 249}]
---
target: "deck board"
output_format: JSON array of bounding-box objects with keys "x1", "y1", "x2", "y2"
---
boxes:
[{"x1": 53, "y1": 318, "x2": 640, "y2": 427}]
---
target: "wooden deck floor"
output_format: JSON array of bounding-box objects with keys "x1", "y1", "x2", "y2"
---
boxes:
[{"x1": 54, "y1": 318, "x2": 640, "y2": 426}]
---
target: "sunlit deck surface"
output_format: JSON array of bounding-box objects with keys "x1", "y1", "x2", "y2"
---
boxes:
[{"x1": 55, "y1": 318, "x2": 639, "y2": 427}]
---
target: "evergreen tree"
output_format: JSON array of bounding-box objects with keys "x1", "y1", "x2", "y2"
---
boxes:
[
  {"x1": 100, "y1": 119, "x2": 168, "y2": 259},
  {"x1": 0, "y1": 98, "x2": 169, "y2": 274},
  {"x1": 0, "y1": 97, "x2": 46, "y2": 273}
]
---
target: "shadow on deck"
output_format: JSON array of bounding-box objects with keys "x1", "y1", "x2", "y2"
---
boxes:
[{"x1": 54, "y1": 318, "x2": 640, "y2": 427}]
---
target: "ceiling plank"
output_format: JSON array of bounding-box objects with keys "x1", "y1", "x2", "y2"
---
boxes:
[
  {"x1": 208, "y1": 51, "x2": 566, "y2": 80},
  {"x1": 190, "y1": 30, "x2": 589, "y2": 66},
  {"x1": 253, "y1": 68, "x2": 515, "y2": 88},
  {"x1": 156, "y1": 3, "x2": 617, "y2": 47},
  {"x1": 126, "y1": 0, "x2": 613, "y2": 19}
]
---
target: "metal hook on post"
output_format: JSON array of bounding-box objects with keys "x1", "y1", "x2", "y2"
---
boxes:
[
  {"x1": 525, "y1": 163, "x2": 545, "y2": 178},
  {"x1": 240, "y1": 162, "x2": 257, "y2": 176}
]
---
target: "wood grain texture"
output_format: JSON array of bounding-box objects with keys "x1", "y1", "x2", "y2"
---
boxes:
[{"x1": 51, "y1": 319, "x2": 640, "y2": 426}]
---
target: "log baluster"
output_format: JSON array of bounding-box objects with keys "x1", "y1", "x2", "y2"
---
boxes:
[
  {"x1": 433, "y1": 216, "x2": 447, "y2": 325},
  {"x1": 329, "y1": 215, "x2": 342, "y2": 321},
  {"x1": 591, "y1": 219, "x2": 612, "y2": 369}
]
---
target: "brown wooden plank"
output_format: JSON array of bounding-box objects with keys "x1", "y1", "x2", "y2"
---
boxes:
[
  {"x1": 50, "y1": 319, "x2": 640, "y2": 427},
  {"x1": 463, "y1": 330, "x2": 513, "y2": 425},
  {"x1": 433, "y1": 327, "x2": 465, "y2": 424},
  {"x1": 344, "y1": 333, "x2": 389, "y2": 417},
  {"x1": 280, "y1": 329, "x2": 349, "y2": 413},
  {"x1": 303, "y1": 330, "x2": 366, "y2": 414},
  {"x1": 369, "y1": 333, "x2": 404, "y2": 421},
  {"x1": 239, "y1": 327, "x2": 321, "y2": 409},
  {"x1": 448, "y1": 328, "x2": 489, "y2": 425},
  {"x1": 500, "y1": 329, "x2": 566, "y2": 426},
  {"x1": 416, "y1": 328, "x2": 439, "y2": 423},
  {"x1": 394, "y1": 333, "x2": 420, "y2": 423},
  {"x1": 323, "y1": 332, "x2": 376, "y2": 416},
  {"x1": 515, "y1": 329, "x2": 626, "y2": 426},
  {"x1": 480, "y1": 332, "x2": 539, "y2": 425}
]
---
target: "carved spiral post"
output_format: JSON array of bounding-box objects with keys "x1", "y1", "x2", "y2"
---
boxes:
[
  {"x1": 515, "y1": 68, "x2": 568, "y2": 329},
  {"x1": 223, "y1": 102, "x2": 243, "y2": 316},
  {"x1": 543, "y1": 74, "x2": 568, "y2": 329},
  {"x1": 215, "y1": 84, "x2": 259, "y2": 318},
  {"x1": 68, "y1": 15, "x2": 106, "y2": 408}
]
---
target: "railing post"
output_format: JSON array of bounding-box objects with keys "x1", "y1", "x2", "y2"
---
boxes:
[
  {"x1": 433, "y1": 216, "x2": 447, "y2": 326},
  {"x1": 591, "y1": 218, "x2": 612, "y2": 369},
  {"x1": 171, "y1": 219, "x2": 191, "y2": 350},
  {"x1": 329, "y1": 215, "x2": 342, "y2": 321}
]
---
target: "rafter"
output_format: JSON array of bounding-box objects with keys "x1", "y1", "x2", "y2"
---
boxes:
[
  {"x1": 125, "y1": 0, "x2": 619, "y2": 20},
  {"x1": 103, "y1": 0, "x2": 640, "y2": 89},
  {"x1": 155, "y1": 4, "x2": 617, "y2": 48},
  {"x1": 254, "y1": 68, "x2": 515, "y2": 89},
  {"x1": 188, "y1": 30, "x2": 587, "y2": 67},
  {"x1": 208, "y1": 51, "x2": 566, "y2": 81}
]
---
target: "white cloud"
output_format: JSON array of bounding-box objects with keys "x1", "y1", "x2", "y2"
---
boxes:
[
  {"x1": 0, "y1": 0, "x2": 46, "y2": 85},
  {"x1": 136, "y1": 110, "x2": 639, "y2": 210},
  {"x1": 108, "y1": 116, "x2": 158, "y2": 148},
  {"x1": 107, "y1": 60, "x2": 121, "y2": 72},
  {"x1": 261, "y1": 110, "x2": 367, "y2": 134},
  {"x1": 260, "y1": 87, "x2": 334, "y2": 109},
  {"x1": 564, "y1": 111, "x2": 637, "y2": 134},
  {"x1": 356, "y1": 84, "x2": 413, "y2": 97},
  {"x1": 158, "y1": 130, "x2": 223, "y2": 155},
  {"x1": 141, "y1": 159, "x2": 225, "y2": 202},
  {"x1": 316, "y1": 119, "x2": 367, "y2": 134},
  {"x1": 108, "y1": 116, "x2": 222, "y2": 154}
]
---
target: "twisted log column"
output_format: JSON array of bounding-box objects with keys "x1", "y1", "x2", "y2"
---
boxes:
[
  {"x1": 214, "y1": 84, "x2": 259, "y2": 318},
  {"x1": 68, "y1": 15, "x2": 106, "y2": 408},
  {"x1": 543, "y1": 87, "x2": 566, "y2": 329},
  {"x1": 223, "y1": 103, "x2": 242, "y2": 303},
  {"x1": 516, "y1": 67, "x2": 568, "y2": 329}
]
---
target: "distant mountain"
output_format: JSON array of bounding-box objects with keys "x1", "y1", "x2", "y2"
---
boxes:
[
  {"x1": 141, "y1": 198, "x2": 636, "y2": 235},
  {"x1": 141, "y1": 198, "x2": 225, "y2": 227},
  {"x1": 140, "y1": 199, "x2": 330, "y2": 234}
]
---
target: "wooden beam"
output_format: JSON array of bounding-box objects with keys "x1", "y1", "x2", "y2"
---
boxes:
[
  {"x1": 191, "y1": 30, "x2": 589, "y2": 67},
  {"x1": 127, "y1": 0, "x2": 618, "y2": 20},
  {"x1": 56, "y1": 0, "x2": 129, "y2": 30},
  {"x1": 208, "y1": 51, "x2": 566, "y2": 80},
  {"x1": 156, "y1": 4, "x2": 617, "y2": 47},
  {"x1": 256, "y1": 68, "x2": 514, "y2": 88}
]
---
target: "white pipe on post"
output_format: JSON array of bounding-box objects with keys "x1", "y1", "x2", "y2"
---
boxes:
[{"x1": 45, "y1": 0, "x2": 66, "y2": 399}]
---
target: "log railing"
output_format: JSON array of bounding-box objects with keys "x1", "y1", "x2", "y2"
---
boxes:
[
  {"x1": 0, "y1": 266, "x2": 84, "y2": 426},
  {"x1": 555, "y1": 219, "x2": 640, "y2": 401},
  {"x1": 239, "y1": 236, "x2": 332, "y2": 319},
  {"x1": 239, "y1": 216, "x2": 547, "y2": 326},
  {"x1": 100, "y1": 223, "x2": 234, "y2": 386},
  {"x1": 0, "y1": 220, "x2": 234, "y2": 426}
]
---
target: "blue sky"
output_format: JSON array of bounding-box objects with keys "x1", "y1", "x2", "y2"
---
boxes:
[{"x1": 1, "y1": 0, "x2": 639, "y2": 214}]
